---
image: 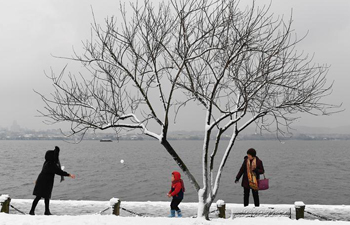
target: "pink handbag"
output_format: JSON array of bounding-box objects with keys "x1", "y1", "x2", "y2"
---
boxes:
[{"x1": 258, "y1": 174, "x2": 269, "y2": 190}]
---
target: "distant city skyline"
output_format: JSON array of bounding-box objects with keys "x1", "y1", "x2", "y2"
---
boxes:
[
  {"x1": 2, "y1": 119, "x2": 350, "y2": 137},
  {"x1": 0, "y1": 0, "x2": 349, "y2": 132},
  {"x1": 1, "y1": 121, "x2": 350, "y2": 141}
]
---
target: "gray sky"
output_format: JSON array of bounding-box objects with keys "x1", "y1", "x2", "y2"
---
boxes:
[{"x1": 0, "y1": 0, "x2": 349, "y2": 131}]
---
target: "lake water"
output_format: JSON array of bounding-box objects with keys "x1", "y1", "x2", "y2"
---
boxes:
[{"x1": 0, "y1": 140, "x2": 349, "y2": 205}]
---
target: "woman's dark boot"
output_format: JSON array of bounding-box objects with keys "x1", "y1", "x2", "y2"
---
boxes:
[
  {"x1": 44, "y1": 198, "x2": 52, "y2": 215},
  {"x1": 29, "y1": 196, "x2": 41, "y2": 215}
]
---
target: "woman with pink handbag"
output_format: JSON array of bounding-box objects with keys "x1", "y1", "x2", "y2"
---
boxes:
[{"x1": 235, "y1": 148, "x2": 265, "y2": 207}]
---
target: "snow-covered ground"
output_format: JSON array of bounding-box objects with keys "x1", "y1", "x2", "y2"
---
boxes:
[
  {"x1": 1, "y1": 199, "x2": 349, "y2": 225},
  {"x1": 2, "y1": 214, "x2": 350, "y2": 225}
]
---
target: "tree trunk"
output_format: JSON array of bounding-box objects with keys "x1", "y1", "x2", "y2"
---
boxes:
[
  {"x1": 197, "y1": 189, "x2": 212, "y2": 220},
  {"x1": 161, "y1": 138, "x2": 200, "y2": 191}
]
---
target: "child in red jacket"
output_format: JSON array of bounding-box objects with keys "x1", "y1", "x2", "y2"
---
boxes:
[{"x1": 167, "y1": 171, "x2": 185, "y2": 217}]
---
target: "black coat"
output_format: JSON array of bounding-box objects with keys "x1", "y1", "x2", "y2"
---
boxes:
[
  {"x1": 236, "y1": 156, "x2": 264, "y2": 189},
  {"x1": 33, "y1": 151, "x2": 70, "y2": 199}
]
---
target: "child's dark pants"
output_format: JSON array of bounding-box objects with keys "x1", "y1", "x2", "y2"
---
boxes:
[{"x1": 170, "y1": 198, "x2": 182, "y2": 210}]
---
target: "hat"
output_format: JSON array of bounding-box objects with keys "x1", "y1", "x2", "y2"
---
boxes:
[
  {"x1": 44, "y1": 146, "x2": 60, "y2": 162},
  {"x1": 172, "y1": 171, "x2": 181, "y2": 181},
  {"x1": 247, "y1": 148, "x2": 256, "y2": 157},
  {"x1": 45, "y1": 150, "x2": 55, "y2": 162}
]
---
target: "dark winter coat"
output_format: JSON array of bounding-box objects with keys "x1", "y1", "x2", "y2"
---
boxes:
[
  {"x1": 33, "y1": 150, "x2": 70, "y2": 199},
  {"x1": 236, "y1": 156, "x2": 264, "y2": 189},
  {"x1": 168, "y1": 171, "x2": 185, "y2": 200}
]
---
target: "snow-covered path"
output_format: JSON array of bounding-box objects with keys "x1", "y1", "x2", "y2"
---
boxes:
[
  {"x1": 2, "y1": 199, "x2": 349, "y2": 224},
  {"x1": 2, "y1": 214, "x2": 350, "y2": 225},
  {"x1": 7, "y1": 199, "x2": 350, "y2": 220}
]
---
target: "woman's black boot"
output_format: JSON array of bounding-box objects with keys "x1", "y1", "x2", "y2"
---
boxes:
[
  {"x1": 29, "y1": 196, "x2": 41, "y2": 215},
  {"x1": 44, "y1": 198, "x2": 52, "y2": 215}
]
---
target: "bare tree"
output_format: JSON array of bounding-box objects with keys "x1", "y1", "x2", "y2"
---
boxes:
[{"x1": 37, "y1": 0, "x2": 338, "y2": 219}]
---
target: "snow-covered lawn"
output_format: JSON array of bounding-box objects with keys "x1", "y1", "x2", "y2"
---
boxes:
[{"x1": 1, "y1": 199, "x2": 349, "y2": 225}]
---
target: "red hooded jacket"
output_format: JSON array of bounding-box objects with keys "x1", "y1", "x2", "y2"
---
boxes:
[{"x1": 168, "y1": 171, "x2": 185, "y2": 199}]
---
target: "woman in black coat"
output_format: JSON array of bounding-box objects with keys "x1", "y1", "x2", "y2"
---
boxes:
[
  {"x1": 235, "y1": 148, "x2": 264, "y2": 207},
  {"x1": 29, "y1": 146, "x2": 75, "y2": 215}
]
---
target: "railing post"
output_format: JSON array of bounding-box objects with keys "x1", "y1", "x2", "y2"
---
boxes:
[
  {"x1": 110, "y1": 198, "x2": 121, "y2": 216},
  {"x1": 295, "y1": 201, "x2": 305, "y2": 220},
  {"x1": 216, "y1": 199, "x2": 226, "y2": 219},
  {"x1": 0, "y1": 194, "x2": 11, "y2": 213}
]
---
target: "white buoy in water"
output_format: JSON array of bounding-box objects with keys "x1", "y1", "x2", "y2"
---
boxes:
[{"x1": 120, "y1": 159, "x2": 124, "y2": 164}]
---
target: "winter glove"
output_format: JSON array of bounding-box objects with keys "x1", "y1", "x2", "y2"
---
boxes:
[{"x1": 235, "y1": 178, "x2": 239, "y2": 184}]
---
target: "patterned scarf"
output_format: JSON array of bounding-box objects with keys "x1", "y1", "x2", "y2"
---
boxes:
[{"x1": 247, "y1": 157, "x2": 258, "y2": 190}]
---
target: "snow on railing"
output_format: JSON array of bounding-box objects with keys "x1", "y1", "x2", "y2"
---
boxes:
[
  {"x1": 216, "y1": 199, "x2": 226, "y2": 218},
  {"x1": 0, "y1": 194, "x2": 11, "y2": 213},
  {"x1": 109, "y1": 197, "x2": 121, "y2": 216},
  {"x1": 295, "y1": 201, "x2": 305, "y2": 220}
]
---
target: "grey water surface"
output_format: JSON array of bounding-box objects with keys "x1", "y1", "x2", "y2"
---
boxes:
[{"x1": 0, "y1": 140, "x2": 349, "y2": 205}]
